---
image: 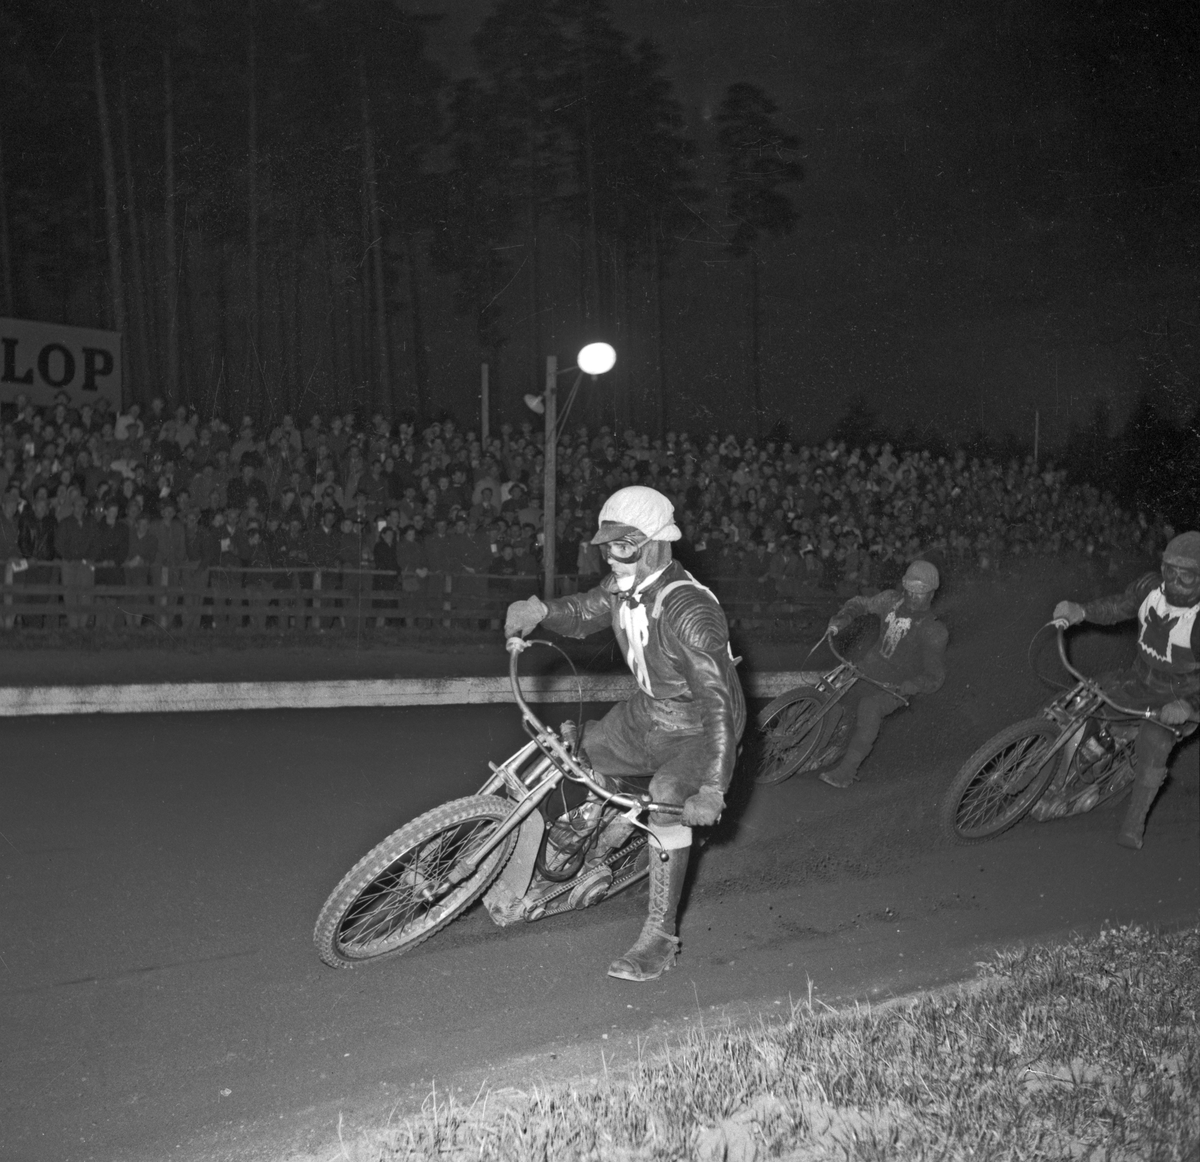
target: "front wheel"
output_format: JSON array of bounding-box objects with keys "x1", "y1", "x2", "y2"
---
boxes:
[
  {"x1": 314, "y1": 795, "x2": 517, "y2": 968},
  {"x1": 756, "y1": 687, "x2": 835, "y2": 784},
  {"x1": 941, "y1": 718, "x2": 1063, "y2": 844}
]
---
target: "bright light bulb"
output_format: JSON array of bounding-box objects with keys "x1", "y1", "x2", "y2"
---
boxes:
[{"x1": 577, "y1": 342, "x2": 616, "y2": 376}]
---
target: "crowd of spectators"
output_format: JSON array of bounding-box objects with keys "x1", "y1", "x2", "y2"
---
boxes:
[{"x1": 0, "y1": 389, "x2": 1174, "y2": 623}]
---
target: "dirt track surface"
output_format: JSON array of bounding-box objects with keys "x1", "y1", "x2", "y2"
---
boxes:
[{"x1": 2, "y1": 559, "x2": 1197, "y2": 1162}]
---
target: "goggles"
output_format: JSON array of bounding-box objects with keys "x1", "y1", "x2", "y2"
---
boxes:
[
  {"x1": 600, "y1": 538, "x2": 647, "y2": 563},
  {"x1": 1162, "y1": 561, "x2": 1199, "y2": 589}
]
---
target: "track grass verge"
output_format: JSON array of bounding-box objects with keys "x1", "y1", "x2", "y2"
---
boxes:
[{"x1": 331, "y1": 923, "x2": 1198, "y2": 1161}]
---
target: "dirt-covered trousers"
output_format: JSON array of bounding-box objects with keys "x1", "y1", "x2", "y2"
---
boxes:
[
  {"x1": 1102, "y1": 667, "x2": 1198, "y2": 769},
  {"x1": 844, "y1": 686, "x2": 906, "y2": 755},
  {"x1": 581, "y1": 689, "x2": 713, "y2": 821}
]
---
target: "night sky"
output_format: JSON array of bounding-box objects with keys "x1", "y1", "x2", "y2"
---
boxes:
[
  {"x1": 414, "y1": 0, "x2": 1197, "y2": 445},
  {"x1": 3, "y1": 1, "x2": 1194, "y2": 445}
]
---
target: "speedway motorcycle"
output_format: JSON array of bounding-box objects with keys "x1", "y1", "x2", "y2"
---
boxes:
[
  {"x1": 940, "y1": 622, "x2": 1182, "y2": 844},
  {"x1": 314, "y1": 637, "x2": 682, "y2": 968},
  {"x1": 755, "y1": 633, "x2": 909, "y2": 785}
]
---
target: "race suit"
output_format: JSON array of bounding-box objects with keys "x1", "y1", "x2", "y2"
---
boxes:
[
  {"x1": 1081, "y1": 571, "x2": 1200, "y2": 765},
  {"x1": 827, "y1": 588, "x2": 949, "y2": 780},
  {"x1": 538, "y1": 559, "x2": 746, "y2": 816}
]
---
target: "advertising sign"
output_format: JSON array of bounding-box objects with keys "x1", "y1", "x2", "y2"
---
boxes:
[{"x1": 0, "y1": 317, "x2": 122, "y2": 410}]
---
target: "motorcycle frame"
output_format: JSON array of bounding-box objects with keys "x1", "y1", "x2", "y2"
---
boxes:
[
  {"x1": 762, "y1": 638, "x2": 909, "y2": 744},
  {"x1": 435, "y1": 639, "x2": 681, "y2": 892},
  {"x1": 1008, "y1": 624, "x2": 1179, "y2": 792}
]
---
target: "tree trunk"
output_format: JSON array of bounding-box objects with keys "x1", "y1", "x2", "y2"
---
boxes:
[
  {"x1": 247, "y1": 0, "x2": 261, "y2": 410},
  {"x1": 526, "y1": 137, "x2": 542, "y2": 397},
  {"x1": 0, "y1": 115, "x2": 14, "y2": 316},
  {"x1": 214, "y1": 240, "x2": 230, "y2": 420},
  {"x1": 750, "y1": 250, "x2": 761, "y2": 436},
  {"x1": 322, "y1": 227, "x2": 344, "y2": 414},
  {"x1": 359, "y1": 57, "x2": 390, "y2": 414},
  {"x1": 92, "y1": 20, "x2": 126, "y2": 344},
  {"x1": 116, "y1": 78, "x2": 152, "y2": 405},
  {"x1": 404, "y1": 232, "x2": 429, "y2": 421},
  {"x1": 652, "y1": 229, "x2": 668, "y2": 437},
  {"x1": 581, "y1": 58, "x2": 602, "y2": 329},
  {"x1": 288, "y1": 218, "x2": 303, "y2": 418},
  {"x1": 162, "y1": 52, "x2": 180, "y2": 408}
]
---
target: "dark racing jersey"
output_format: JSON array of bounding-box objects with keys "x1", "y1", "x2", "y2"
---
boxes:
[
  {"x1": 835, "y1": 589, "x2": 949, "y2": 693},
  {"x1": 538, "y1": 559, "x2": 745, "y2": 794},
  {"x1": 1083, "y1": 572, "x2": 1200, "y2": 705}
]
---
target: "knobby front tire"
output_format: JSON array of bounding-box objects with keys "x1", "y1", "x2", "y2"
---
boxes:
[
  {"x1": 314, "y1": 795, "x2": 517, "y2": 968},
  {"x1": 941, "y1": 718, "x2": 1062, "y2": 844},
  {"x1": 756, "y1": 687, "x2": 832, "y2": 785}
]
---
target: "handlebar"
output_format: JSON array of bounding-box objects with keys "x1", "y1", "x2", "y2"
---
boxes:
[
  {"x1": 505, "y1": 637, "x2": 683, "y2": 816},
  {"x1": 1048, "y1": 621, "x2": 1182, "y2": 736},
  {"x1": 825, "y1": 629, "x2": 911, "y2": 708}
]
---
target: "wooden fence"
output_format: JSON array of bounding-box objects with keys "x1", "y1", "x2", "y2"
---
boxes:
[{"x1": 0, "y1": 561, "x2": 824, "y2": 634}]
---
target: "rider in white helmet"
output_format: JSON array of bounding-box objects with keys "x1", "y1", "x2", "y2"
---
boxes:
[
  {"x1": 1054, "y1": 530, "x2": 1200, "y2": 849},
  {"x1": 820, "y1": 559, "x2": 950, "y2": 788},
  {"x1": 505, "y1": 486, "x2": 745, "y2": 982}
]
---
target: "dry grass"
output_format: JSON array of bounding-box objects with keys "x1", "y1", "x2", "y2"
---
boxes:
[{"x1": 330, "y1": 924, "x2": 1199, "y2": 1161}]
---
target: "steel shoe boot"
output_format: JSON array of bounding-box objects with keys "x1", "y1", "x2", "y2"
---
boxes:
[
  {"x1": 1116, "y1": 764, "x2": 1167, "y2": 850},
  {"x1": 607, "y1": 845, "x2": 688, "y2": 982},
  {"x1": 818, "y1": 736, "x2": 873, "y2": 788}
]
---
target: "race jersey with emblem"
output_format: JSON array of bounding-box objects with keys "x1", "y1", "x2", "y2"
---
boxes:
[
  {"x1": 1137, "y1": 587, "x2": 1199, "y2": 675},
  {"x1": 1084, "y1": 572, "x2": 1200, "y2": 701},
  {"x1": 834, "y1": 588, "x2": 949, "y2": 693}
]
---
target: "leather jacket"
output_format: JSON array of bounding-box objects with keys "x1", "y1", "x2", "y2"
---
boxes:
[{"x1": 540, "y1": 560, "x2": 745, "y2": 795}]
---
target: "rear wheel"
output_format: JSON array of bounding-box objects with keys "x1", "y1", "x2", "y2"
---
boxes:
[
  {"x1": 941, "y1": 718, "x2": 1063, "y2": 844},
  {"x1": 756, "y1": 687, "x2": 834, "y2": 784},
  {"x1": 314, "y1": 795, "x2": 516, "y2": 968}
]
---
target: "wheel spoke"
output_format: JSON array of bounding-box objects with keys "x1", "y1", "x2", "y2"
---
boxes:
[
  {"x1": 337, "y1": 817, "x2": 500, "y2": 952},
  {"x1": 957, "y1": 735, "x2": 1051, "y2": 833},
  {"x1": 759, "y1": 697, "x2": 825, "y2": 782}
]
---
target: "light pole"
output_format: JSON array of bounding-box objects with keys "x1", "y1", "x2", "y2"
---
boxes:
[{"x1": 535, "y1": 342, "x2": 616, "y2": 599}]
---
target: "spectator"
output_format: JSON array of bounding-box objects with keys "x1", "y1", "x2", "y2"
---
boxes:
[
  {"x1": 56, "y1": 494, "x2": 98, "y2": 628},
  {"x1": 226, "y1": 460, "x2": 270, "y2": 514}
]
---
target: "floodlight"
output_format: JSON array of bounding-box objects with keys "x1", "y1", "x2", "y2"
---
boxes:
[{"x1": 577, "y1": 342, "x2": 616, "y2": 376}]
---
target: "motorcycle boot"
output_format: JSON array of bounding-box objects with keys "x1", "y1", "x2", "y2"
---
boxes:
[
  {"x1": 1116, "y1": 763, "x2": 1168, "y2": 850},
  {"x1": 607, "y1": 842, "x2": 688, "y2": 982},
  {"x1": 819, "y1": 735, "x2": 874, "y2": 788}
]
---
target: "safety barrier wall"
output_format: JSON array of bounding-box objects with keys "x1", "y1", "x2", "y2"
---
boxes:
[
  {"x1": 1, "y1": 561, "x2": 824, "y2": 633},
  {"x1": 0, "y1": 671, "x2": 820, "y2": 716}
]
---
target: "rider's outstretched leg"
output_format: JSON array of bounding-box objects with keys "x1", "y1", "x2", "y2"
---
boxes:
[
  {"x1": 1117, "y1": 764, "x2": 1167, "y2": 849},
  {"x1": 1117, "y1": 722, "x2": 1174, "y2": 850},
  {"x1": 820, "y1": 691, "x2": 899, "y2": 788},
  {"x1": 607, "y1": 823, "x2": 689, "y2": 981}
]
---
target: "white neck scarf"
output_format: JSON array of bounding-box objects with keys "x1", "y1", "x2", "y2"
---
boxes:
[{"x1": 616, "y1": 565, "x2": 668, "y2": 694}]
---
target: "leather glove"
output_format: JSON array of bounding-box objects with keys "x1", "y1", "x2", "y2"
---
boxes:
[
  {"x1": 1052, "y1": 600, "x2": 1086, "y2": 626},
  {"x1": 680, "y1": 787, "x2": 724, "y2": 827},
  {"x1": 897, "y1": 680, "x2": 920, "y2": 697},
  {"x1": 1159, "y1": 699, "x2": 1195, "y2": 727},
  {"x1": 504, "y1": 595, "x2": 547, "y2": 638}
]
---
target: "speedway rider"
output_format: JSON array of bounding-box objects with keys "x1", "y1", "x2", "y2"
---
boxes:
[
  {"x1": 1053, "y1": 530, "x2": 1200, "y2": 849},
  {"x1": 505, "y1": 486, "x2": 745, "y2": 982},
  {"x1": 820, "y1": 560, "x2": 949, "y2": 788}
]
